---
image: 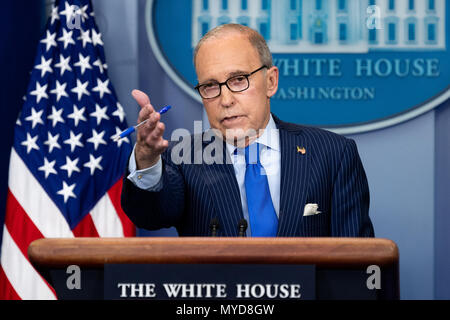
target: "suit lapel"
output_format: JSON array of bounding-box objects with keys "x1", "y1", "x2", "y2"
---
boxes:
[
  {"x1": 201, "y1": 136, "x2": 244, "y2": 236},
  {"x1": 199, "y1": 117, "x2": 310, "y2": 237},
  {"x1": 276, "y1": 119, "x2": 310, "y2": 236}
]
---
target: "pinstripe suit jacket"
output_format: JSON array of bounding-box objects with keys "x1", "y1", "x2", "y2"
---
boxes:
[{"x1": 121, "y1": 114, "x2": 374, "y2": 237}]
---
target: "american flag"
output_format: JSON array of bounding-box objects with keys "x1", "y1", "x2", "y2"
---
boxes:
[{"x1": 0, "y1": 0, "x2": 135, "y2": 299}]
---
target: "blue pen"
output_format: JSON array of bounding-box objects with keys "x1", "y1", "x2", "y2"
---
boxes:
[{"x1": 112, "y1": 105, "x2": 172, "y2": 141}]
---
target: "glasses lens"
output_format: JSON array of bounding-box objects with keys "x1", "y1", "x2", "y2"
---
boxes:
[
  {"x1": 227, "y1": 75, "x2": 249, "y2": 92},
  {"x1": 200, "y1": 83, "x2": 220, "y2": 98}
]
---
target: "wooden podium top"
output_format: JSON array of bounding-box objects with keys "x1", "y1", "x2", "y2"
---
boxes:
[{"x1": 28, "y1": 237, "x2": 398, "y2": 268}]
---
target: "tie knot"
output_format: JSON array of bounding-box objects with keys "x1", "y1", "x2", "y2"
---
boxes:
[{"x1": 244, "y1": 143, "x2": 260, "y2": 165}]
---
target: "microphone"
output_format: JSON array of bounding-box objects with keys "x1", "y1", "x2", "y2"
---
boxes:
[
  {"x1": 209, "y1": 218, "x2": 219, "y2": 237},
  {"x1": 237, "y1": 219, "x2": 248, "y2": 237}
]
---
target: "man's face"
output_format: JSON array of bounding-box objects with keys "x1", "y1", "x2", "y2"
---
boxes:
[{"x1": 195, "y1": 33, "x2": 278, "y2": 145}]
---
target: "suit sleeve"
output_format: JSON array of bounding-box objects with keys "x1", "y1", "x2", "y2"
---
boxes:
[
  {"x1": 121, "y1": 148, "x2": 185, "y2": 231},
  {"x1": 330, "y1": 139, "x2": 374, "y2": 237}
]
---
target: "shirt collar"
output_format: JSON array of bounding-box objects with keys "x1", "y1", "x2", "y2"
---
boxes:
[{"x1": 225, "y1": 114, "x2": 280, "y2": 155}]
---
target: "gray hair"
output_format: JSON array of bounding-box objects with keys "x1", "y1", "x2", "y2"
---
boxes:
[{"x1": 193, "y1": 23, "x2": 273, "y2": 69}]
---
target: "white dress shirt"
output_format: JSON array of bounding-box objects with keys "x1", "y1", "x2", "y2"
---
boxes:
[{"x1": 127, "y1": 114, "x2": 281, "y2": 236}]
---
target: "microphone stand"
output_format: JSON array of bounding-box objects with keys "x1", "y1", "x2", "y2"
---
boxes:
[
  {"x1": 209, "y1": 218, "x2": 219, "y2": 237},
  {"x1": 238, "y1": 219, "x2": 248, "y2": 237}
]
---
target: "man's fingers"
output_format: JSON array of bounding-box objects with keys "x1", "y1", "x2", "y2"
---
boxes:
[
  {"x1": 131, "y1": 89, "x2": 151, "y2": 108},
  {"x1": 137, "y1": 102, "x2": 157, "y2": 124},
  {"x1": 141, "y1": 111, "x2": 160, "y2": 131},
  {"x1": 137, "y1": 115, "x2": 164, "y2": 144},
  {"x1": 141, "y1": 134, "x2": 167, "y2": 154},
  {"x1": 161, "y1": 139, "x2": 169, "y2": 149},
  {"x1": 153, "y1": 121, "x2": 165, "y2": 135},
  {"x1": 153, "y1": 139, "x2": 169, "y2": 153},
  {"x1": 137, "y1": 107, "x2": 150, "y2": 122},
  {"x1": 146, "y1": 122, "x2": 165, "y2": 143},
  {"x1": 131, "y1": 90, "x2": 168, "y2": 168}
]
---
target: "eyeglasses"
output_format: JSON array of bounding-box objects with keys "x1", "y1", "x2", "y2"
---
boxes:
[{"x1": 195, "y1": 65, "x2": 268, "y2": 99}]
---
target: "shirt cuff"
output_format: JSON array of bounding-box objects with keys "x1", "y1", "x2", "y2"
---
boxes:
[{"x1": 127, "y1": 144, "x2": 163, "y2": 191}]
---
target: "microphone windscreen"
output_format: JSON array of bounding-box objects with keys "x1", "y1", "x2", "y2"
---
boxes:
[
  {"x1": 210, "y1": 218, "x2": 219, "y2": 228},
  {"x1": 238, "y1": 218, "x2": 248, "y2": 229}
]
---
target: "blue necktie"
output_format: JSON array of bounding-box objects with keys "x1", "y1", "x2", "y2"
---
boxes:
[{"x1": 244, "y1": 143, "x2": 278, "y2": 237}]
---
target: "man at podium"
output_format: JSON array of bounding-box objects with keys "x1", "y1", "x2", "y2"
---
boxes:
[{"x1": 121, "y1": 24, "x2": 374, "y2": 238}]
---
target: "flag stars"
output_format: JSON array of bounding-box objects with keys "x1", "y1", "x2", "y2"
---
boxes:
[
  {"x1": 58, "y1": 28, "x2": 75, "y2": 49},
  {"x1": 87, "y1": 129, "x2": 107, "y2": 150},
  {"x1": 63, "y1": 131, "x2": 84, "y2": 153},
  {"x1": 47, "y1": 106, "x2": 65, "y2": 127},
  {"x1": 54, "y1": 54, "x2": 72, "y2": 76},
  {"x1": 93, "y1": 58, "x2": 107, "y2": 74},
  {"x1": 40, "y1": 30, "x2": 57, "y2": 52},
  {"x1": 67, "y1": 105, "x2": 87, "y2": 127},
  {"x1": 74, "y1": 53, "x2": 92, "y2": 75},
  {"x1": 59, "y1": 2, "x2": 76, "y2": 24},
  {"x1": 77, "y1": 29, "x2": 92, "y2": 48},
  {"x1": 50, "y1": 5, "x2": 60, "y2": 25},
  {"x1": 34, "y1": 56, "x2": 53, "y2": 78},
  {"x1": 50, "y1": 80, "x2": 69, "y2": 102},
  {"x1": 71, "y1": 79, "x2": 90, "y2": 101},
  {"x1": 92, "y1": 78, "x2": 111, "y2": 99},
  {"x1": 76, "y1": 4, "x2": 89, "y2": 23},
  {"x1": 57, "y1": 181, "x2": 77, "y2": 203},
  {"x1": 21, "y1": 133, "x2": 39, "y2": 154},
  {"x1": 44, "y1": 132, "x2": 61, "y2": 153},
  {"x1": 112, "y1": 102, "x2": 126, "y2": 122},
  {"x1": 25, "y1": 107, "x2": 44, "y2": 129},
  {"x1": 84, "y1": 154, "x2": 103, "y2": 175},
  {"x1": 14, "y1": 0, "x2": 133, "y2": 222},
  {"x1": 29, "y1": 82, "x2": 48, "y2": 103},
  {"x1": 91, "y1": 28, "x2": 104, "y2": 46},
  {"x1": 90, "y1": 104, "x2": 110, "y2": 125},
  {"x1": 38, "y1": 157, "x2": 57, "y2": 179},
  {"x1": 60, "y1": 156, "x2": 81, "y2": 178}
]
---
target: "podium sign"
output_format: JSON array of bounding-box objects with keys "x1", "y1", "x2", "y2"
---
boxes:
[{"x1": 104, "y1": 264, "x2": 316, "y2": 300}]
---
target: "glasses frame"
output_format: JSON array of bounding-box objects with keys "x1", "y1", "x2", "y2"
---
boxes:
[{"x1": 195, "y1": 65, "x2": 268, "y2": 99}]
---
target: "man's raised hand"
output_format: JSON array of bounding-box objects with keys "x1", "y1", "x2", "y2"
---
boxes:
[{"x1": 131, "y1": 89, "x2": 169, "y2": 169}]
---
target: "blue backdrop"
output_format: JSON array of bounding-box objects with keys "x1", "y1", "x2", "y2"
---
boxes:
[{"x1": 0, "y1": 0, "x2": 449, "y2": 300}]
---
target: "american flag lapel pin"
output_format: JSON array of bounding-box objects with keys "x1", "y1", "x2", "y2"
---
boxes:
[{"x1": 297, "y1": 146, "x2": 306, "y2": 155}]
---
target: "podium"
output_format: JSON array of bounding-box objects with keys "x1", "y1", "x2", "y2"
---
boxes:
[{"x1": 28, "y1": 237, "x2": 399, "y2": 300}]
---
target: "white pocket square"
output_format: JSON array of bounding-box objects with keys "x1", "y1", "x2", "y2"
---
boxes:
[{"x1": 303, "y1": 203, "x2": 321, "y2": 216}]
